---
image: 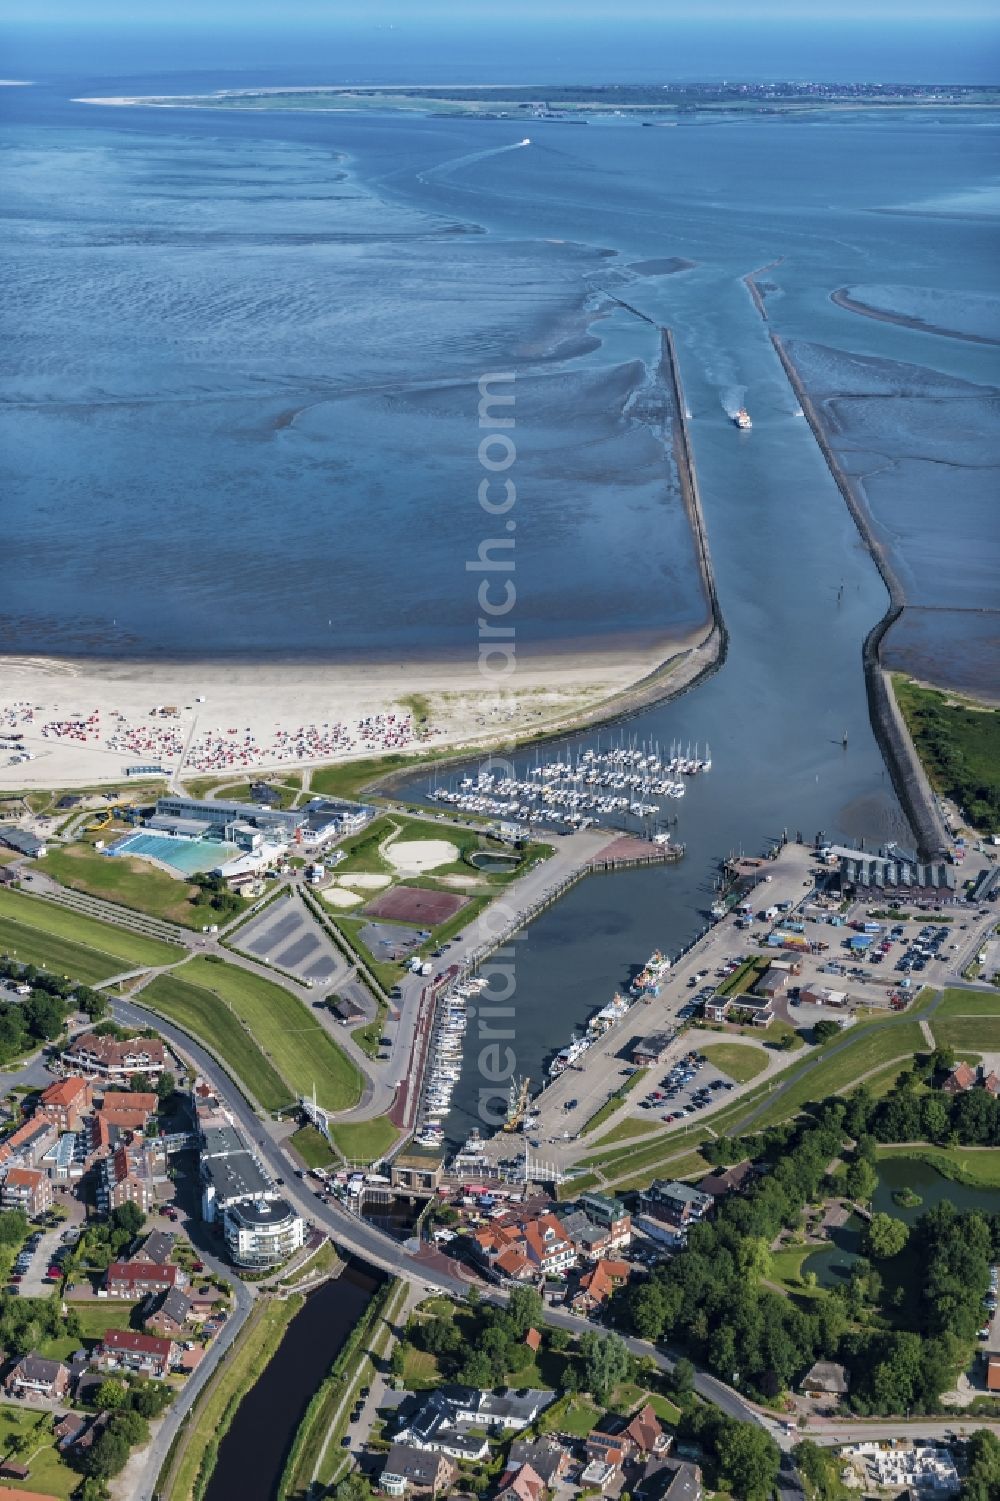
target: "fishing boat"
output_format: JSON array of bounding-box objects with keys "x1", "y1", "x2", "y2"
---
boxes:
[{"x1": 734, "y1": 408, "x2": 752, "y2": 430}]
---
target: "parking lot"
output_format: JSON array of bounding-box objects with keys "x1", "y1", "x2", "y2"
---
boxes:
[
  {"x1": 637, "y1": 1048, "x2": 737, "y2": 1125},
  {"x1": 13, "y1": 1212, "x2": 82, "y2": 1298},
  {"x1": 233, "y1": 896, "x2": 350, "y2": 990}
]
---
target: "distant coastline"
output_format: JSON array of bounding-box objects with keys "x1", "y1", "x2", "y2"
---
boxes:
[{"x1": 831, "y1": 286, "x2": 1000, "y2": 346}]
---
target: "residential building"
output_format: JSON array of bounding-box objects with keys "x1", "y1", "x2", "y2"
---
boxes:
[
  {"x1": 635, "y1": 1459, "x2": 703, "y2": 1501},
  {"x1": 1, "y1": 1167, "x2": 52, "y2": 1217},
  {"x1": 495, "y1": 1461, "x2": 546, "y2": 1501},
  {"x1": 800, "y1": 1360, "x2": 849, "y2": 1397},
  {"x1": 697, "y1": 1161, "x2": 754, "y2": 1199},
  {"x1": 133, "y1": 1229, "x2": 175, "y2": 1265},
  {"x1": 985, "y1": 1354, "x2": 1000, "y2": 1392},
  {"x1": 580, "y1": 1458, "x2": 619, "y2": 1493},
  {"x1": 224, "y1": 1197, "x2": 305, "y2": 1270},
  {"x1": 96, "y1": 1329, "x2": 174, "y2": 1379},
  {"x1": 199, "y1": 1125, "x2": 273, "y2": 1220},
  {"x1": 36, "y1": 1077, "x2": 92, "y2": 1133},
  {"x1": 0, "y1": 1119, "x2": 57, "y2": 1170},
  {"x1": 395, "y1": 1387, "x2": 553, "y2": 1460},
  {"x1": 942, "y1": 1063, "x2": 977, "y2": 1095},
  {"x1": 62, "y1": 1032, "x2": 165, "y2": 1082},
  {"x1": 379, "y1": 1444, "x2": 456, "y2": 1497},
  {"x1": 106, "y1": 1260, "x2": 185, "y2": 1299},
  {"x1": 144, "y1": 1287, "x2": 193, "y2": 1340},
  {"x1": 586, "y1": 1404, "x2": 670, "y2": 1464},
  {"x1": 561, "y1": 1193, "x2": 632, "y2": 1258},
  {"x1": 570, "y1": 1258, "x2": 631, "y2": 1314},
  {"x1": 637, "y1": 1180, "x2": 713, "y2": 1230},
  {"x1": 97, "y1": 1143, "x2": 158, "y2": 1214},
  {"x1": 40, "y1": 1130, "x2": 88, "y2": 1183},
  {"x1": 471, "y1": 1212, "x2": 576, "y2": 1281},
  {"x1": 4, "y1": 1354, "x2": 70, "y2": 1400},
  {"x1": 504, "y1": 1439, "x2": 570, "y2": 1489}
]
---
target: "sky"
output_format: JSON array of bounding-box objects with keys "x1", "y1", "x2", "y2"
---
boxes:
[{"x1": 3, "y1": 1, "x2": 999, "y2": 83}]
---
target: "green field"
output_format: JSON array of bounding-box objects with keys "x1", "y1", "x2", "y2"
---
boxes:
[
  {"x1": 876, "y1": 1143, "x2": 1000, "y2": 1190},
  {"x1": 0, "y1": 1403, "x2": 78, "y2": 1498},
  {"x1": 44, "y1": 841, "x2": 210, "y2": 927},
  {"x1": 142, "y1": 971, "x2": 292, "y2": 1112},
  {"x1": 699, "y1": 1042, "x2": 770, "y2": 1083},
  {"x1": 291, "y1": 1124, "x2": 337, "y2": 1169},
  {"x1": 0, "y1": 913, "x2": 132, "y2": 986},
  {"x1": 893, "y1": 676, "x2": 1000, "y2": 834},
  {"x1": 932, "y1": 1016, "x2": 1000, "y2": 1052},
  {"x1": 178, "y1": 957, "x2": 362, "y2": 1113},
  {"x1": 329, "y1": 1116, "x2": 399, "y2": 1164},
  {"x1": 934, "y1": 986, "x2": 1000, "y2": 1018},
  {"x1": 64, "y1": 1300, "x2": 137, "y2": 1339},
  {"x1": 0, "y1": 886, "x2": 183, "y2": 968},
  {"x1": 589, "y1": 1115, "x2": 664, "y2": 1148},
  {"x1": 732, "y1": 1018, "x2": 926, "y2": 1133}
]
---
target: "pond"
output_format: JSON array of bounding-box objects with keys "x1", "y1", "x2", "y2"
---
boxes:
[
  {"x1": 466, "y1": 849, "x2": 521, "y2": 873},
  {"x1": 803, "y1": 1157, "x2": 1000, "y2": 1289},
  {"x1": 203, "y1": 1261, "x2": 382, "y2": 1501}
]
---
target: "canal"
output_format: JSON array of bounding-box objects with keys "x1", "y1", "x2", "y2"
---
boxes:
[{"x1": 203, "y1": 1261, "x2": 382, "y2": 1501}]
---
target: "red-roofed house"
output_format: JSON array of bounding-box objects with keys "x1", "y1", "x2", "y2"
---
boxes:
[
  {"x1": 36, "y1": 1077, "x2": 93, "y2": 1133},
  {"x1": 1, "y1": 1167, "x2": 52, "y2": 1217},
  {"x1": 106, "y1": 1261, "x2": 185, "y2": 1299},
  {"x1": 96, "y1": 1329, "x2": 175, "y2": 1379},
  {"x1": 586, "y1": 1404, "x2": 670, "y2": 1465},
  {"x1": 472, "y1": 1212, "x2": 576, "y2": 1281},
  {"x1": 570, "y1": 1258, "x2": 631, "y2": 1314},
  {"x1": 495, "y1": 1461, "x2": 546, "y2": 1501},
  {"x1": 942, "y1": 1062, "x2": 977, "y2": 1095},
  {"x1": 62, "y1": 1032, "x2": 165, "y2": 1083}
]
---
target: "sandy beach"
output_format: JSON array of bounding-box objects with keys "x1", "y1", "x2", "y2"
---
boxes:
[{"x1": 0, "y1": 630, "x2": 714, "y2": 792}]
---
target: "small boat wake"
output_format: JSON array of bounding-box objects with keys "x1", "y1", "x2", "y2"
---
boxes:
[{"x1": 417, "y1": 136, "x2": 531, "y2": 185}]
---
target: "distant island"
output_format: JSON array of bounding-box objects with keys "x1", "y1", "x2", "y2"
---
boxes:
[{"x1": 76, "y1": 80, "x2": 1000, "y2": 117}]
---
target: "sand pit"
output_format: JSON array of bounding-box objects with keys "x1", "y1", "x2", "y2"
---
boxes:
[
  {"x1": 322, "y1": 887, "x2": 363, "y2": 909},
  {"x1": 337, "y1": 872, "x2": 391, "y2": 889},
  {"x1": 384, "y1": 838, "x2": 458, "y2": 877}
]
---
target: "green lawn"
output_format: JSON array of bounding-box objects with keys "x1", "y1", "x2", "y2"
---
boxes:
[
  {"x1": 876, "y1": 1143, "x2": 1000, "y2": 1189},
  {"x1": 732, "y1": 1017, "x2": 926, "y2": 1132},
  {"x1": 0, "y1": 913, "x2": 131, "y2": 986},
  {"x1": 613, "y1": 1147, "x2": 712, "y2": 1193},
  {"x1": 582, "y1": 1122, "x2": 711, "y2": 1175},
  {"x1": 290, "y1": 1124, "x2": 337, "y2": 1169},
  {"x1": 63, "y1": 1300, "x2": 137, "y2": 1339},
  {"x1": 175, "y1": 957, "x2": 363, "y2": 1113},
  {"x1": 644, "y1": 1392, "x2": 682, "y2": 1426},
  {"x1": 770, "y1": 1244, "x2": 814, "y2": 1291},
  {"x1": 935, "y1": 986, "x2": 1000, "y2": 1018},
  {"x1": 538, "y1": 1393, "x2": 603, "y2": 1438},
  {"x1": 932, "y1": 1016, "x2": 1000, "y2": 1051},
  {"x1": 699, "y1": 1042, "x2": 770, "y2": 1083},
  {"x1": 0, "y1": 887, "x2": 183, "y2": 967},
  {"x1": 589, "y1": 1116, "x2": 664, "y2": 1149},
  {"x1": 893, "y1": 675, "x2": 1000, "y2": 835},
  {"x1": 44, "y1": 841, "x2": 209, "y2": 927},
  {"x1": 142, "y1": 971, "x2": 292, "y2": 1112},
  {"x1": 329, "y1": 1116, "x2": 400, "y2": 1164},
  {"x1": 0, "y1": 1404, "x2": 78, "y2": 1498}
]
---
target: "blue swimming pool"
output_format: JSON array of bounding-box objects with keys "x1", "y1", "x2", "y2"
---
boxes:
[{"x1": 110, "y1": 832, "x2": 236, "y2": 875}]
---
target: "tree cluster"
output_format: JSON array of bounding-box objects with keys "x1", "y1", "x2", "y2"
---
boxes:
[
  {"x1": 677, "y1": 1401, "x2": 781, "y2": 1501},
  {"x1": 847, "y1": 1064, "x2": 1000, "y2": 1147},
  {"x1": 616, "y1": 1113, "x2": 849, "y2": 1399},
  {"x1": 0, "y1": 1288, "x2": 81, "y2": 1357}
]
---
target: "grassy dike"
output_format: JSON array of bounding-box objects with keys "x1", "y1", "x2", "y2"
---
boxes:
[
  {"x1": 279, "y1": 1276, "x2": 401, "y2": 1499},
  {"x1": 160, "y1": 1296, "x2": 303, "y2": 1501}
]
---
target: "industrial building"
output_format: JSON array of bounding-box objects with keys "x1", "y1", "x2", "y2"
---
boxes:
[{"x1": 835, "y1": 848, "x2": 956, "y2": 903}]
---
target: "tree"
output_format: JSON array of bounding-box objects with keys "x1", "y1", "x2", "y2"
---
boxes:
[
  {"x1": 0, "y1": 1210, "x2": 28, "y2": 1245},
  {"x1": 580, "y1": 1330, "x2": 633, "y2": 1403},
  {"x1": 671, "y1": 1357, "x2": 695, "y2": 1401},
  {"x1": 459, "y1": 1349, "x2": 493, "y2": 1388},
  {"x1": 333, "y1": 1477, "x2": 369, "y2": 1501},
  {"x1": 78, "y1": 1426, "x2": 131, "y2": 1480},
  {"x1": 844, "y1": 1156, "x2": 877, "y2": 1203},
  {"x1": 813, "y1": 1020, "x2": 841, "y2": 1044},
  {"x1": 963, "y1": 1429, "x2": 1000, "y2": 1501},
  {"x1": 866, "y1": 1213, "x2": 909, "y2": 1260},
  {"x1": 93, "y1": 1379, "x2": 127, "y2": 1411},
  {"x1": 109, "y1": 1202, "x2": 144, "y2": 1238},
  {"x1": 715, "y1": 1418, "x2": 781, "y2": 1501},
  {"x1": 154, "y1": 1071, "x2": 176, "y2": 1102},
  {"x1": 506, "y1": 1285, "x2": 543, "y2": 1339},
  {"x1": 548, "y1": 1328, "x2": 571, "y2": 1354}
]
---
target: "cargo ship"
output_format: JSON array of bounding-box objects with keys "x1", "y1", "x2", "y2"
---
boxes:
[{"x1": 734, "y1": 408, "x2": 752, "y2": 430}]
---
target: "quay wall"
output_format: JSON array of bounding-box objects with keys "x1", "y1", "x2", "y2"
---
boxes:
[{"x1": 770, "y1": 334, "x2": 950, "y2": 859}]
